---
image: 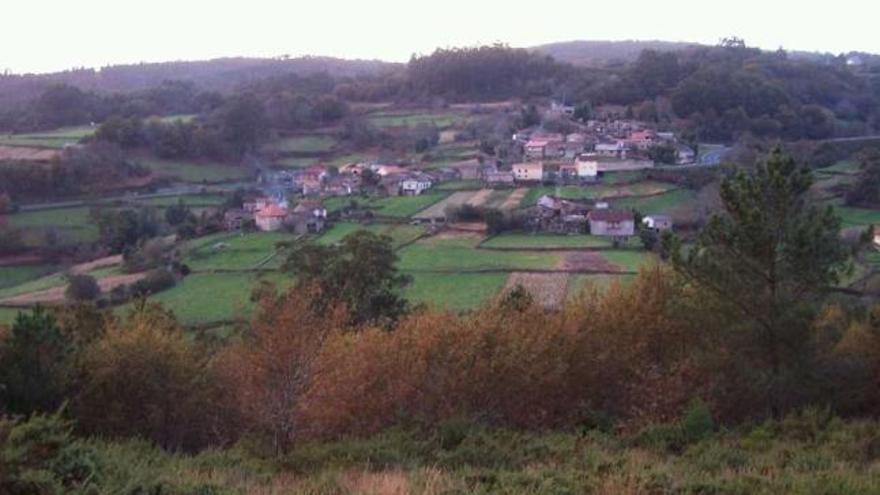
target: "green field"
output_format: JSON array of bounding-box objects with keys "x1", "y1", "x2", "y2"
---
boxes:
[
  {"x1": 323, "y1": 192, "x2": 448, "y2": 218},
  {"x1": 326, "y1": 152, "x2": 376, "y2": 167},
  {"x1": 275, "y1": 156, "x2": 320, "y2": 169},
  {"x1": 0, "y1": 271, "x2": 68, "y2": 300},
  {"x1": 143, "y1": 159, "x2": 253, "y2": 183},
  {"x1": 520, "y1": 182, "x2": 676, "y2": 207},
  {"x1": 367, "y1": 111, "x2": 469, "y2": 129},
  {"x1": 266, "y1": 135, "x2": 336, "y2": 153},
  {"x1": 834, "y1": 206, "x2": 880, "y2": 229},
  {"x1": 0, "y1": 125, "x2": 95, "y2": 148},
  {"x1": 184, "y1": 232, "x2": 294, "y2": 272},
  {"x1": 601, "y1": 250, "x2": 655, "y2": 272},
  {"x1": 404, "y1": 272, "x2": 508, "y2": 311},
  {"x1": 0, "y1": 264, "x2": 57, "y2": 290},
  {"x1": 9, "y1": 207, "x2": 99, "y2": 245},
  {"x1": 369, "y1": 192, "x2": 449, "y2": 217},
  {"x1": 133, "y1": 194, "x2": 226, "y2": 208},
  {"x1": 317, "y1": 222, "x2": 426, "y2": 248},
  {"x1": 482, "y1": 233, "x2": 615, "y2": 249},
  {"x1": 612, "y1": 188, "x2": 697, "y2": 214},
  {"x1": 435, "y1": 180, "x2": 482, "y2": 191},
  {"x1": 398, "y1": 237, "x2": 561, "y2": 272},
  {"x1": 140, "y1": 272, "x2": 290, "y2": 325}
]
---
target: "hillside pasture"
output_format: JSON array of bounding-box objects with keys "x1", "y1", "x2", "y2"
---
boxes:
[
  {"x1": 143, "y1": 159, "x2": 253, "y2": 183},
  {"x1": 398, "y1": 237, "x2": 561, "y2": 272},
  {"x1": 8, "y1": 206, "x2": 99, "y2": 245},
  {"x1": 0, "y1": 264, "x2": 57, "y2": 290},
  {"x1": 139, "y1": 272, "x2": 277, "y2": 325},
  {"x1": 266, "y1": 135, "x2": 337, "y2": 153},
  {"x1": 370, "y1": 192, "x2": 449, "y2": 218},
  {"x1": 482, "y1": 233, "x2": 615, "y2": 249},
  {"x1": 412, "y1": 190, "x2": 479, "y2": 220},
  {"x1": 367, "y1": 110, "x2": 470, "y2": 129},
  {"x1": 404, "y1": 272, "x2": 508, "y2": 311},
  {"x1": 611, "y1": 188, "x2": 697, "y2": 215},
  {"x1": 0, "y1": 125, "x2": 95, "y2": 148},
  {"x1": 183, "y1": 231, "x2": 294, "y2": 272}
]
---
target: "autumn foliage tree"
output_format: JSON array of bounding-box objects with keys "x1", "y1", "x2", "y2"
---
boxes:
[
  {"x1": 74, "y1": 301, "x2": 220, "y2": 450},
  {"x1": 218, "y1": 284, "x2": 348, "y2": 453}
]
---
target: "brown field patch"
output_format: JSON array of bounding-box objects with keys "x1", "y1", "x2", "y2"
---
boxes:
[
  {"x1": 561, "y1": 252, "x2": 619, "y2": 272},
  {"x1": 465, "y1": 188, "x2": 493, "y2": 207},
  {"x1": 70, "y1": 254, "x2": 123, "y2": 274},
  {"x1": 0, "y1": 272, "x2": 147, "y2": 306},
  {"x1": 504, "y1": 272, "x2": 569, "y2": 308},
  {"x1": 0, "y1": 145, "x2": 60, "y2": 162},
  {"x1": 500, "y1": 187, "x2": 528, "y2": 210},
  {"x1": 432, "y1": 228, "x2": 484, "y2": 241}
]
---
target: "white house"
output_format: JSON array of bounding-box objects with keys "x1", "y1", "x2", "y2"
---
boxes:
[
  {"x1": 400, "y1": 175, "x2": 433, "y2": 196},
  {"x1": 643, "y1": 215, "x2": 674, "y2": 232},
  {"x1": 574, "y1": 158, "x2": 598, "y2": 178}
]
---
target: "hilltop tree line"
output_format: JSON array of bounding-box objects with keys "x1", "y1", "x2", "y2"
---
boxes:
[
  {"x1": 2, "y1": 42, "x2": 877, "y2": 146},
  {"x1": 3, "y1": 150, "x2": 880, "y2": 476}
]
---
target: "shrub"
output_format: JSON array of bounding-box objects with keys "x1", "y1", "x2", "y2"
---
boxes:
[
  {"x1": 65, "y1": 274, "x2": 101, "y2": 302},
  {"x1": 129, "y1": 268, "x2": 176, "y2": 296}
]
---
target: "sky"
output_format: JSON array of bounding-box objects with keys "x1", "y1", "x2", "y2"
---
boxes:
[{"x1": 3, "y1": 0, "x2": 878, "y2": 74}]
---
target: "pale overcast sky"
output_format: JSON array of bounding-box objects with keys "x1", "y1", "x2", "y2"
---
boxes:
[{"x1": 3, "y1": 0, "x2": 878, "y2": 74}]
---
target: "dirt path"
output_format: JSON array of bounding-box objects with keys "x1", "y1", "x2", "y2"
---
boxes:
[
  {"x1": 0, "y1": 272, "x2": 147, "y2": 306},
  {"x1": 465, "y1": 189, "x2": 493, "y2": 207},
  {"x1": 70, "y1": 254, "x2": 123, "y2": 274},
  {"x1": 504, "y1": 272, "x2": 570, "y2": 308},
  {"x1": 500, "y1": 188, "x2": 528, "y2": 210}
]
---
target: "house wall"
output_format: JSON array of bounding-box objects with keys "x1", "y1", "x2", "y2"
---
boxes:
[
  {"x1": 513, "y1": 165, "x2": 543, "y2": 182},
  {"x1": 256, "y1": 216, "x2": 284, "y2": 232},
  {"x1": 589, "y1": 219, "x2": 635, "y2": 237}
]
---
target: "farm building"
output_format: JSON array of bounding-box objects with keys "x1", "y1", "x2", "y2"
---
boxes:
[
  {"x1": 588, "y1": 208, "x2": 635, "y2": 238},
  {"x1": 533, "y1": 195, "x2": 590, "y2": 234},
  {"x1": 593, "y1": 141, "x2": 628, "y2": 158},
  {"x1": 643, "y1": 215, "x2": 673, "y2": 232},
  {"x1": 223, "y1": 209, "x2": 252, "y2": 231},
  {"x1": 676, "y1": 144, "x2": 696, "y2": 164},
  {"x1": 399, "y1": 174, "x2": 433, "y2": 196},
  {"x1": 512, "y1": 162, "x2": 544, "y2": 182},
  {"x1": 484, "y1": 171, "x2": 515, "y2": 188},
  {"x1": 255, "y1": 204, "x2": 289, "y2": 232}
]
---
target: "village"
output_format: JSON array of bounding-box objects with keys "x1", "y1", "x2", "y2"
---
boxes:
[{"x1": 233, "y1": 103, "x2": 697, "y2": 242}]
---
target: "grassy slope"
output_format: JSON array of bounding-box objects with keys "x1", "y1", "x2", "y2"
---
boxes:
[
  {"x1": 184, "y1": 232, "x2": 293, "y2": 272},
  {"x1": 266, "y1": 135, "x2": 336, "y2": 153},
  {"x1": 69, "y1": 418, "x2": 880, "y2": 494},
  {"x1": 142, "y1": 159, "x2": 252, "y2": 183},
  {"x1": 0, "y1": 264, "x2": 57, "y2": 289},
  {"x1": 405, "y1": 272, "x2": 508, "y2": 311},
  {"x1": 398, "y1": 238, "x2": 561, "y2": 272},
  {"x1": 0, "y1": 126, "x2": 95, "y2": 148},
  {"x1": 482, "y1": 233, "x2": 614, "y2": 249}
]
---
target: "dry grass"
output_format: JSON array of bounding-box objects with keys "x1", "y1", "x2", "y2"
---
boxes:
[
  {"x1": 500, "y1": 187, "x2": 529, "y2": 210},
  {"x1": 504, "y1": 272, "x2": 570, "y2": 308}
]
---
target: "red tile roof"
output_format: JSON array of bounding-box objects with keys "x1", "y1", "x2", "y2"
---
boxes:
[{"x1": 256, "y1": 205, "x2": 289, "y2": 218}]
